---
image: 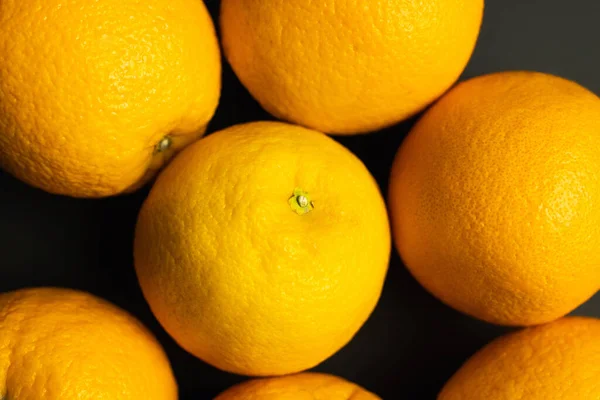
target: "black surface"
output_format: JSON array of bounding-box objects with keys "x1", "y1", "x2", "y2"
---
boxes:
[{"x1": 1, "y1": 0, "x2": 599, "y2": 398}]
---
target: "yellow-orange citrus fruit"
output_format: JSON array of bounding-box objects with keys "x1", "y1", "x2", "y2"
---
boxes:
[
  {"x1": 134, "y1": 121, "x2": 390, "y2": 376},
  {"x1": 389, "y1": 71, "x2": 600, "y2": 326},
  {"x1": 0, "y1": 287, "x2": 177, "y2": 399},
  {"x1": 220, "y1": 0, "x2": 483, "y2": 135},
  {"x1": 439, "y1": 317, "x2": 600, "y2": 399},
  {"x1": 0, "y1": 0, "x2": 221, "y2": 197},
  {"x1": 215, "y1": 372, "x2": 381, "y2": 400}
]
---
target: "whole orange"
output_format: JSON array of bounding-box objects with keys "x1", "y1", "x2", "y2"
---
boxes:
[
  {"x1": 220, "y1": 0, "x2": 483, "y2": 135},
  {"x1": 215, "y1": 372, "x2": 381, "y2": 400},
  {"x1": 0, "y1": 0, "x2": 221, "y2": 197},
  {"x1": 389, "y1": 71, "x2": 600, "y2": 326},
  {"x1": 134, "y1": 121, "x2": 391, "y2": 376},
  {"x1": 439, "y1": 317, "x2": 600, "y2": 399},
  {"x1": 0, "y1": 287, "x2": 177, "y2": 399}
]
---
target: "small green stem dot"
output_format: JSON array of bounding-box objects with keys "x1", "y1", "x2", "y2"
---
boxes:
[
  {"x1": 289, "y1": 188, "x2": 314, "y2": 215},
  {"x1": 156, "y1": 136, "x2": 172, "y2": 153},
  {"x1": 297, "y1": 195, "x2": 309, "y2": 208}
]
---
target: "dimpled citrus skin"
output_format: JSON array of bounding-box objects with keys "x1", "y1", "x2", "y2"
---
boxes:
[
  {"x1": 215, "y1": 373, "x2": 381, "y2": 400},
  {"x1": 0, "y1": 287, "x2": 177, "y2": 400},
  {"x1": 389, "y1": 71, "x2": 600, "y2": 326},
  {"x1": 134, "y1": 121, "x2": 391, "y2": 376},
  {"x1": 220, "y1": 0, "x2": 483, "y2": 135},
  {"x1": 439, "y1": 317, "x2": 600, "y2": 400},
  {"x1": 0, "y1": 0, "x2": 220, "y2": 197}
]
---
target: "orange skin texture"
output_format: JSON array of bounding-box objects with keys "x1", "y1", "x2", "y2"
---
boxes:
[
  {"x1": 439, "y1": 317, "x2": 600, "y2": 399},
  {"x1": 215, "y1": 372, "x2": 381, "y2": 400},
  {"x1": 0, "y1": 0, "x2": 221, "y2": 197},
  {"x1": 134, "y1": 121, "x2": 391, "y2": 376},
  {"x1": 0, "y1": 287, "x2": 177, "y2": 400},
  {"x1": 389, "y1": 71, "x2": 600, "y2": 326},
  {"x1": 220, "y1": 0, "x2": 483, "y2": 135}
]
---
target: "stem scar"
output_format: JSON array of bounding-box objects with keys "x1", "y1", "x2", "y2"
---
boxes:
[{"x1": 289, "y1": 188, "x2": 314, "y2": 215}]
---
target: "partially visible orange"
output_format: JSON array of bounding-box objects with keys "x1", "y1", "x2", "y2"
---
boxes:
[
  {"x1": 0, "y1": 287, "x2": 177, "y2": 399},
  {"x1": 389, "y1": 71, "x2": 600, "y2": 326},
  {"x1": 134, "y1": 121, "x2": 391, "y2": 376},
  {"x1": 220, "y1": 0, "x2": 483, "y2": 135},
  {"x1": 215, "y1": 373, "x2": 381, "y2": 400},
  {"x1": 439, "y1": 317, "x2": 600, "y2": 399},
  {"x1": 0, "y1": 0, "x2": 221, "y2": 197}
]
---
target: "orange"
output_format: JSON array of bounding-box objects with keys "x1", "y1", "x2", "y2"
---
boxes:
[
  {"x1": 0, "y1": 287, "x2": 177, "y2": 399},
  {"x1": 439, "y1": 317, "x2": 600, "y2": 399},
  {"x1": 389, "y1": 71, "x2": 600, "y2": 326},
  {"x1": 215, "y1": 372, "x2": 381, "y2": 400},
  {"x1": 220, "y1": 0, "x2": 483, "y2": 135},
  {"x1": 134, "y1": 121, "x2": 390, "y2": 376},
  {"x1": 0, "y1": 0, "x2": 220, "y2": 198}
]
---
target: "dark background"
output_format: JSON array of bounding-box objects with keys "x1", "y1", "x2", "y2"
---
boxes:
[{"x1": 1, "y1": 0, "x2": 599, "y2": 398}]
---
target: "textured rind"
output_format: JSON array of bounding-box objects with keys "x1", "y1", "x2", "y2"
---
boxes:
[
  {"x1": 389, "y1": 71, "x2": 600, "y2": 326},
  {"x1": 221, "y1": 0, "x2": 483, "y2": 134},
  {"x1": 0, "y1": 0, "x2": 221, "y2": 197},
  {"x1": 134, "y1": 121, "x2": 391, "y2": 376},
  {"x1": 215, "y1": 372, "x2": 381, "y2": 400},
  {"x1": 0, "y1": 288, "x2": 177, "y2": 399},
  {"x1": 438, "y1": 317, "x2": 600, "y2": 400}
]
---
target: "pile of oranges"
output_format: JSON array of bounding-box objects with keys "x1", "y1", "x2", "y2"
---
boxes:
[{"x1": 0, "y1": 0, "x2": 598, "y2": 399}]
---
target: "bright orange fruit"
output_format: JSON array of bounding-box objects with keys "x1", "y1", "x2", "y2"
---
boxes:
[
  {"x1": 215, "y1": 373, "x2": 381, "y2": 400},
  {"x1": 0, "y1": 287, "x2": 177, "y2": 399},
  {"x1": 221, "y1": 0, "x2": 483, "y2": 135},
  {"x1": 0, "y1": 0, "x2": 221, "y2": 197},
  {"x1": 389, "y1": 71, "x2": 600, "y2": 326},
  {"x1": 439, "y1": 317, "x2": 600, "y2": 399},
  {"x1": 134, "y1": 121, "x2": 390, "y2": 376}
]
